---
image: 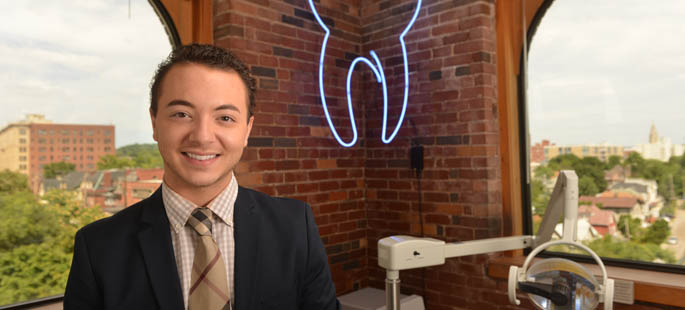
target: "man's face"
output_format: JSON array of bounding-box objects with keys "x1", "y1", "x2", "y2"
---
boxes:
[{"x1": 151, "y1": 63, "x2": 253, "y2": 200}]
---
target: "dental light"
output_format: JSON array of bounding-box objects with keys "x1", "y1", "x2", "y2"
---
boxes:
[
  {"x1": 307, "y1": 0, "x2": 422, "y2": 147},
  {"x1": 378, "y1": 171, "x2": 615, "y2": 309}
]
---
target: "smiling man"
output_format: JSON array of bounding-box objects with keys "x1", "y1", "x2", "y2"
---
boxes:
[{"x1": 64, "y1": 44, "x2": 339, "y2": 310}]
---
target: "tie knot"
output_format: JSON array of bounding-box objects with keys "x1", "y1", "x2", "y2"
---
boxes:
[{"x1": 188, "y1": 207, "x2": 213, "y2": 236}]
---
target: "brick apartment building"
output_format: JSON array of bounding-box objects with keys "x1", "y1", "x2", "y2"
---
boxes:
[{"x1": 0, "y1": 114, "x2": 115, "y2": 192}]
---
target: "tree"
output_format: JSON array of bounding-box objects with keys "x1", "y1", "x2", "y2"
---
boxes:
[
  {"x1": 43, "y1": 162, "x2": 75, "y2": 179},
  {"x1": 0, "y1": 170, "x2": 30, "y2": 193},
  {"x1": 606, "y1": 155, "x2": 623, "y2": 170},
  {"x1": 578, "y1": 175, "x2": 599, "y2": 196},
  {"x1": 117, "y1": 143, "x2": 163, "y2": 168},
  {"x1": 0, "y1": 189, "x2": 105, "y2": 305},
  {"x1": 531, "y1": 178, "x2": 550, "y2": 216},
  {"x1": 617, "y1": 215, "x2": 644, "y2": 241},
  {"x1": 97, "y1": 154, "x2": 134, "y2": 170},
  {"x1": 586, "y1": 235, "x2": 676, "y2": 264},
  {"x1": 641, "y1": 219, "x2": 670, "y2": 245}
]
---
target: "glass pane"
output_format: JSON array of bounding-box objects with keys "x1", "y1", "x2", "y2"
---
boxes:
[
  {"x1": 0, "y1": 0, "x2": 170, "y2": 306},
  {"x1": 528, "y1": 1, "x2": 685, "y2": 267}
]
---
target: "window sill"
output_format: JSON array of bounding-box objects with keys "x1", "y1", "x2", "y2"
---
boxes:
[{"x1": 487, "y1": 255, "x2": 685, "y2": 308}]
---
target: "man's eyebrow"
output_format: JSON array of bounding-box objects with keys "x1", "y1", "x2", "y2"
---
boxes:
[
  {"x1": 166, "y1": 101, "x2": 241, "y2": 113},
  {"x1": 215, "y1": 104, "x2": 241, "y2": 113},
  {"x1": 166, "y1": 100, "x2": 193, "y2": 108}
]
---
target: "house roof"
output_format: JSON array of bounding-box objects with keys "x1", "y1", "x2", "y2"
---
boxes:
[
  {"x1": 610, "y1": 182, "x2": 648, "y2": 194},
  {"x1": 589, "y1": 210, "x2": 615, "y2": 226},
  {"x1": 579, "y1": 196, "x2": 638, "y2": 209}
]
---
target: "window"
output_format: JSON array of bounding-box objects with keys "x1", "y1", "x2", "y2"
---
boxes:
[
  {"x1": 19, "y1": 156, "x2": 27, "y2": 162},
  {"x1": 19, "y1": 147, "x2": 27, "y2": 152},
  {"x1": 0, "y1": 0, "x2": 172, "y2": 306},
  {"x1": 526, "y1": 0, "x2": 685, "y2": 272},
  {"x1": 104, "y1": 138, "x2": 112, "y2": 144},
  {"x1": 19, "y1": 128, "x2": 26, "y2": 135},
  {"x1": 19, "y1": 138, "x2": 26, "y2": 144},
  {"x1": 87, "y1": 138, "x2": 94, "y2": 144},
  {"x1": 86, "y1": 147, "x2": 94, "y2": 152}
]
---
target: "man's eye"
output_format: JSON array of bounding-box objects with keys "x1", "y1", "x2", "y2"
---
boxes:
[
  {"x1": 172, "y1": 112, "x2": 189, "y2": 118},
  {"x1": 219, "y1": 116, "x2": 235, "y2": 122}
]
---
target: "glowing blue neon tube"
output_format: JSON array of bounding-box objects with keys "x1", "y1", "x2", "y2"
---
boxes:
[{"x1": 307, "y1": 0, "x2": 422, "y2": 147}]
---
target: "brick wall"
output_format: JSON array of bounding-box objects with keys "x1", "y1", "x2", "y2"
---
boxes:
[
  {"x1": 211, "y1": 1, "x2": 671, "y2": 309},
  {"x1": 214, "y1": 0, "x2": 368, "y2": 294},
  {"x1": 360, "y1": 1, "x2": 511, "y2": 309}
]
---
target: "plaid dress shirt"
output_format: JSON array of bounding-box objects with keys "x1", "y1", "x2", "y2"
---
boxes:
[{"x1": 162, "y1": 175, "x2": 237, "y2": 310}]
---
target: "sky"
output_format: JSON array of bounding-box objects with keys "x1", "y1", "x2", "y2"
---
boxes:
[
  {"x1": 0, "y1": 0, "x2": 171, "y2": 147},
  {"x1": 3, "y1": 1, "x2": 684, "y2": 148},
  {"x1": 528, "y1": 0, "x2": 685, "y2": 147}
]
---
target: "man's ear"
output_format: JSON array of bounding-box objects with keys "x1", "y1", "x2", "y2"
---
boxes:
[
  {"x1": 243, "y1": 115, "x2": 254, "y2": 147},
  {"x1": 149, "y1": 108, "x2": 158, "y2": 142}
]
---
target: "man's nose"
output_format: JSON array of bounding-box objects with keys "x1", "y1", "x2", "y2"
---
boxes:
[{"x1": 188, "y1": 116, "x2": 214, "y2": 144}]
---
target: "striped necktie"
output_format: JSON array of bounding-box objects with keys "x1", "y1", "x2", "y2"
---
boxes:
[{"x1": 187, "y1": 207, "x2": 231, "y2": 310}]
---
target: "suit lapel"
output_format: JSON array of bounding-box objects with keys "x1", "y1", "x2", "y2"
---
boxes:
[
  {"x1": 233, "y1": 187, "x2": 260, "y2": 310},
  {"x1": 137, "y1": 188, "x2": 184, "y2": 310}
]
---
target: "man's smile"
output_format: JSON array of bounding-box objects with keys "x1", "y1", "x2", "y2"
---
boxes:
[{"x1": 183, "y1": 152, "x2": 220, "y2": 161}]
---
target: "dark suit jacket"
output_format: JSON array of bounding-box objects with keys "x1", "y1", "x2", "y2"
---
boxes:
[{"x1": 64, "y1": 186, "x2": 339, "y2": 310}]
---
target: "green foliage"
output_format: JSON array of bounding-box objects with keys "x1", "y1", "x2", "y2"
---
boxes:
[
  {"x1": 617, "y1": 215, "x2": 645, "y2": 241},
  {"x1": 641, "y1": 219, "x2": 670, "y2": 244},
  {"x1": 660, "y1": 200, "x2": 677, "y2": 218},
  {"x1": 531, "y1": 178, "x2": 550, "y2": 216},
  {"x1": 117, "y1": 143, "x2": 163, "y2": 168},
  {"x1": 606, "y1": 155, "x2": 623, "y2": 170},
  {"x1": 97, "y1": 154, "x2": 134, "y2": 170},
  {"x1": 578, "y1": 175, "x2": 599, "y2": 196},
  {"x1": 43, "y1": 162, "x2": 75, "y2": 179},
  {"x1": 540, "y1": 154, "x2": 607, "y2": 196},
  {"x1": 97, "y1": 143, "x2": 163, "y2": 170},
  {"x1": 0, "y1": 170, "x2": 30, "y2": 193},
  {"x1": 0, "y1": 189, "x2": 105, "y2": 305},
  {"x1": 586, "y1": 235, "x2": 676, "y2": 264}
]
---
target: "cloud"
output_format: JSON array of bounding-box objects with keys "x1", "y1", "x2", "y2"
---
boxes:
[
  {"x1": 0, "y1": 0, "x2": 171, "y2": 147},
  {"x1": 528, "y1": 0, "x2": 685, "y2": 147}
]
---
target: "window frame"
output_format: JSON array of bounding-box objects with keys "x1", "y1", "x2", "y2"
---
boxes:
[{"x1": 518, "y1": 0, "x2": 685, "y2": 275}]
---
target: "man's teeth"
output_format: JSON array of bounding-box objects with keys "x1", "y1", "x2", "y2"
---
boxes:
[{"x1": 185, "y1": 153, "x2": 217, "y2": 161}]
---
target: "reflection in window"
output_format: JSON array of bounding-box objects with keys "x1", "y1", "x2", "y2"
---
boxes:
[
  {"x1": 528, "y1": 1, "x2": 685, "y2": 268},
  {"x1": 0, "y1": 0, "x2": 170, "y2": 306}
]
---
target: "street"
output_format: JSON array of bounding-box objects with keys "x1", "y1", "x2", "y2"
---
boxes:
[{"x1": 663, "y1": 208, "x2": 685, "y2": 264}]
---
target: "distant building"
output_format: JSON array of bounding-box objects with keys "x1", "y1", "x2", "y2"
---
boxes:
[
  {"x1": 543, "y1": 143, "x2": 624, "y2": 162},
  {"x1": 578, "y1": 204, "x2": 617, "y2": 236},
  {"x1": 631, "y1": 123, "x2": 685, "y2": 161},
  {"x1": 42, "y1": 167, "x2": 163, "y2": 214},
  {"x1": 0, "y1": 114, "x2": 115, "y2": 192},
  {"x1": 530, "y1": 139, "x2": 553, "y2": 163},
  {"x1": 579, "y1": 195, "x2": 643, "y2": 219}
]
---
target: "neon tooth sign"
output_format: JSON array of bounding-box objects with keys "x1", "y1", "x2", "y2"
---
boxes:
[{"x1": 307, "y1": 0, "x2": 423, "y2": 147}]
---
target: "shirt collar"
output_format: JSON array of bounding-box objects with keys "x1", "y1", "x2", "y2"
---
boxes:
[{"x1": 162, "y1": 174, "x2": 238, "y2": 234}]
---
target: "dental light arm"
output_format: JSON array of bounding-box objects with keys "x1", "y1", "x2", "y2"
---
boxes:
[{"x1": 378, "y1": 171, "x2": 614, "y2": 310}]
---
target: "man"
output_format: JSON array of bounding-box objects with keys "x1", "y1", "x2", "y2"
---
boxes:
[{"x1": 64, "y1": 44, "x2": 339, "y2": 310}]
